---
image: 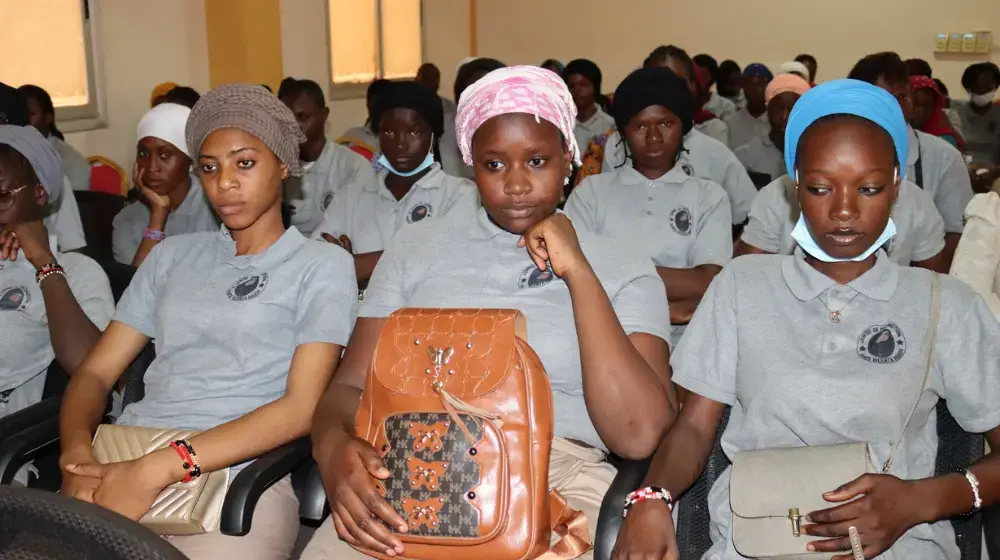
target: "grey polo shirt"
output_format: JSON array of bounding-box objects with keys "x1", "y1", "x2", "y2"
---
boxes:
[
  {"x1": 907, "y1": 128, "x2": 974, "y2": 233},
  {"x1": 51, "y1": 137, "x2": 91, "y2": 192},
  {"x1": 359, "y1": 208, "x2": 672, "y2": 450},
  {"x1": 566, "y1": 165, "x2": 732, "y2": 270},
  {"x1": 312, "y1": 163, "x2": 478, "y2": 254},
  {"x1": 672, "y1": 250, "x2": 1000, "y2": 559},
  {"x1": 704, "y1": 92, "x2": 737, "y2": 122},
  {"x1": 741, "y1": 175, "x2": 945, "y2": 265},
  {"x1": 695, "y1": 119, "x2": 730, "y2": 147},
  {"x1": 953, "y1": 101, "x2": 1000, "y2": 165},
  {"x1": 573, "y1": 107, "x2": 615, "y2": 158},
  {"x1": 42, "y1": 177, "x2": 87, "y2": 252},
  {"x1": 733, "y1": 135, "x2": 784, "y2": 183},
  {"x1": 288, "y1": 140, "x2": 376, "y2": 236},
  {"x1": 114, "y1": 226, "x2": 357, "y2": 442},
  {"x1": 600, "y1": 128, "x2": 756, "y2": 224},
  {"x1": 112, "y1": 177, "x2": 220, "y2": 265},
  {"x1": 0, "y1": 237, "x2": 114, "y2": 412},
  {"x1": 724, "y1": 108, "x2": 769, "y2": 150}
]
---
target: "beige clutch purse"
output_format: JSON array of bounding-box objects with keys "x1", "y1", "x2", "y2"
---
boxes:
[
  {"x1": 730, "y1": 274, "x2": 941, "y2": 559},
  {"x1": 91, "y1": 425, "x2": 230, "y2": 535}
]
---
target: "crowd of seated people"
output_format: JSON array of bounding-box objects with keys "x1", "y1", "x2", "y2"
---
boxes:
[{"x1": 1, "y1": 42, "x2": 1000, "y2": 560}]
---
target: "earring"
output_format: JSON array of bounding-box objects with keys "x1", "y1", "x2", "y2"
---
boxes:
[{"x1": 564, "y1": 176, "x2": 570, "y2": 186}]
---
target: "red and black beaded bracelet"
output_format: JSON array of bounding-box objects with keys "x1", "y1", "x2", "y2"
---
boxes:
[
  {"x1": 169, "y1": 439, "x2": 202, "y2": 483},
  {"x1": 623, "y1": 486, "x2": 673, "y2": 518}
]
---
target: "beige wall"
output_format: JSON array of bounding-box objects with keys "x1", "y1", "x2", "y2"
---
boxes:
[
  {"x1": 280, "y1": 0, "x2": 471, "y2": 140},
  {"x1": 65, "y1": 0, "x2": 209, "y2": 168},
  {"x1": 476, "y1": 0, "x2": 998, "y2": 96}
]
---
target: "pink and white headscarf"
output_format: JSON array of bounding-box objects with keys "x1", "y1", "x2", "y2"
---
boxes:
[{"x1": 455, "y1": 65, "x2": 581, "y2": 167}]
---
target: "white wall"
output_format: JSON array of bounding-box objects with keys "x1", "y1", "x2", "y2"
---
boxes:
[
  {"x1": 65, "y1": 0, "x2": 209, "y2": 168},
  {"x1": 475, "y1": 0, "x2": 999, "y2": 97}
]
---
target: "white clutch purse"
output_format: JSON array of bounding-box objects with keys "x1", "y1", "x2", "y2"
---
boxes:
[{"x1": 91, "y1": 425, "x2": 230, "y2": 535}]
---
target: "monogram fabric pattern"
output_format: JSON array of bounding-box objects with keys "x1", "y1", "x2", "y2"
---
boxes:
[{"x1": 380, "y1": 412, "x2": 483, "y2": 537}]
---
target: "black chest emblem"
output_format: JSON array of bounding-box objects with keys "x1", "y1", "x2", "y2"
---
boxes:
[
  {"x1": 669, "y1": 206, "x2": 693, "y2": 236},
  {"x1": 858, "y1": 323, "x2": 906, "y2": 364},
  {"x1": 407, "y1": 202, "x2": 433, "y2": 223},
  {"x1": 226, "y1": 273, "x2": 268, "y2": 301},
  {"x1": 0, "y1": 285, "x2": 30, "y2": 311},
  {"x1": 518, "y1": 265, "x2": 556, "y2": 289}
]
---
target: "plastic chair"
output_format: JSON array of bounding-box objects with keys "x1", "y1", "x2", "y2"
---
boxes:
[
  {"x1": 0, "y1": 485, "x2": 187, "y2": 560},
  {"x1": 593, "y1": 402, "x2": 984, "y2": 560},
  {"x1": 88, "y1": 156, "x2": 129, "y2": 196},
  {"x1": 73, "y1": 190, "x2": 128, "y2": 262}
]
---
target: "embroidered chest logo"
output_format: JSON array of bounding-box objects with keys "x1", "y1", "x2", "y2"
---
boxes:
[
  {"x1": 518, "y1": 265, "x2": 556, "y2": 289},
  {"x1": 322, "y1": 191, "x2": 335, "y2": 211},
  {"x1": 0, "y1": 285, "x2": 30, "y2": 311},
  {"x1": 226, "y1": 273, "x2": 268, "y2": 301},
  {"x1": 407, "y1": 202, "x2": 433, "y2": 223},
  {"x1": 857, "y1": 323, "x2": 907, "y2": 364},
  {"x1": 669, "y1": 206, "x2": 693, "y2": 236}
]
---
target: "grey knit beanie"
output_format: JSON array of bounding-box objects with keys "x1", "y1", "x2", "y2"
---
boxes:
[{"x1": 186, "y1": 84, "x2": 307, "y2": 176}]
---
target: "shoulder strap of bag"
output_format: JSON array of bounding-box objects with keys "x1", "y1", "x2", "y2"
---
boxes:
[{"x1": 881, "y1": 272, "x2": 941, "y2": 473}]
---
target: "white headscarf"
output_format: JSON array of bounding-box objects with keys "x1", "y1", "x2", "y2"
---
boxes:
[
  {"x1": 779, "y1": 61, "x2": 811, "y2": 81},
  {"x1": 136, "y1": 102, "x2": 191, "y2": 157}
]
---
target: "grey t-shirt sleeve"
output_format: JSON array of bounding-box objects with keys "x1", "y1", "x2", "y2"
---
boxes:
[
  {"x1": 722, "y1": 154, "x2": 757, "y2": 224},
  {"x1": 740, "y1": 181, "x2": 787, "y2": 253},
  {"x1": 113, "y1": 241, "x2": 171, "y2": 337},
  {"x1": 692, "y1": 184, "x2": 734, "y2": 267},
  {"x1": 907, "y1": 188, "x2": 947, "y2": 262},
  {"x1": 112, "y1": 204, "x2": 142, "y2": 265},
  {"x1": 294, "y1": 246, "x2": 358, "y2": 346},
  {"x1": 65, "y1": 255, "x2": 115, "y2": 330},
  {"x1": 934, "y1": 148, "x2": 975, "y2": 233},
  {"x1": 609, "y1": 260, "x2": 672, "y2": 346},
  {"x1": 563, "y1": 178, "x2": 601, "y2": 233},
  {"x1": 670, "y1": 265, "x2": 739, "y2": 405},
  {"x1": 358, "y1": 236, "x2": 408, "y2": 318},
  {"x1": 936, "y1": 281, "x2": 1000, "y2": 433}
]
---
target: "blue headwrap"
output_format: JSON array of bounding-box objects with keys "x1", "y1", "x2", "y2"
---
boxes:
[
  {"x1": 784, "y1": 78, "x2": 908, "y2": 180},
  {"x1": 742, "y1": 63, "x2": 773, "y2": 81}
]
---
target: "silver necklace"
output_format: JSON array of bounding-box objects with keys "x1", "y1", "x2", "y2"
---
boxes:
[{"x1": 821, "y1": 291, "x2": 861, "y2": 323}]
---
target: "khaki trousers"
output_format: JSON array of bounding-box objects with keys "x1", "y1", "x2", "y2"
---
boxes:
[
  {"x1": 300, "y1": 437, "x2": 617, "y2": 560},
  {"x1": 166, "y1": 477, "x2": 300, "y2": 560}
]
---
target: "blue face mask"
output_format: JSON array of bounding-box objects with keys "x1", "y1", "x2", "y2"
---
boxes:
[
  {"x1": 790, "y1": 214, "x2": 897, "y2": 263},
  {"x1": 378, "y1": 139, "x2": 436, "y2": 178}
]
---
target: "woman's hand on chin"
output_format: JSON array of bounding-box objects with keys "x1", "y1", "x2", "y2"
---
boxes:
[{"x1": 517, "y1": 213, "x2": 591, "y2": 282}]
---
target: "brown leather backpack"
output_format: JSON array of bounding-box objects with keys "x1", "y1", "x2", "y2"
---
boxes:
[{"x1": 354, "y1": 308, "x2": 591, "y2": 559}]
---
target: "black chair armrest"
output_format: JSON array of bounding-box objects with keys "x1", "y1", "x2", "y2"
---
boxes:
[
  {"x1": 0, "y1": 416, "x2": 60, "y2": 484},
  {"x1": 0, "y1": 396, "x2": 61, "y2": 440},
  {"x1": 220, "y1": 437, "x2": 312, "y2": 536},
  {"x1": 594, "y1": 458, "x2": 652, "y2": 560},
  {"x1": 291, "y1": 459, "x2": 328, "y2": 522}
]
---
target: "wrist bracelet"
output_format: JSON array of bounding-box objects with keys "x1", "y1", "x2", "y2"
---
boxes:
[
  {"x1": 953, "y1": 469, "x2": 982, "y2": 516},
  {"x1": 143, "y1": 228, "x2": 167, "y2": 241},
  {"x1": 35, "y1": 262, "x2": 65, "y2": 286},
  {"x1": 169, "y1": 439, "x2": 202, "y2": 483},
  {"x1": 623, "y1": 486, "x2": 672, "y2": 517}
]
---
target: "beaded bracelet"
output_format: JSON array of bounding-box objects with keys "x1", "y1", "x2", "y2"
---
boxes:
[
  {"x1": 169, "y1": 439, "x2": 202, "y2": 483},
  {"x1": 623, "y1": 486, "x2": 673, "y2": 518},
  {"x1": 143, "y1": 228, "x2": 167, "y2": 241},
  {"x1": 953, "y1": 469, "x2": 983, "y2": 516},
  {"x1": 35, "y1": 262, "x2": 66, "y2": 286}
]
